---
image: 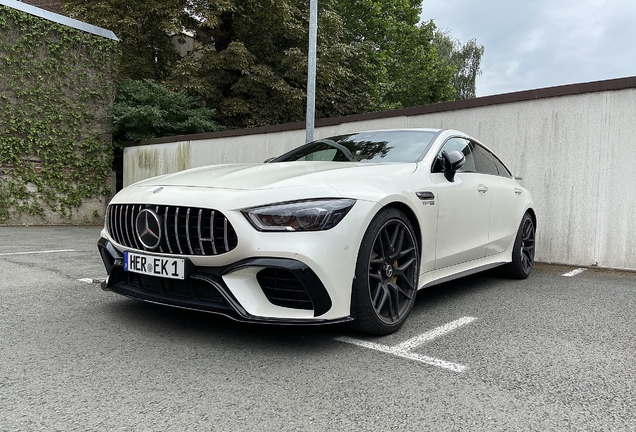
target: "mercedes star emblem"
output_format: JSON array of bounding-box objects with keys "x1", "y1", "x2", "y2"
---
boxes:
[{"x1": 135, "y1": 209, "x2": 162, "y2": 250}]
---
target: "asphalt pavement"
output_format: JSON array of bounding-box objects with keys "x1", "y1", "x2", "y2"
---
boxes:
[{"x1": 1, "y1": 226, "x2": 635, "y2": 431}]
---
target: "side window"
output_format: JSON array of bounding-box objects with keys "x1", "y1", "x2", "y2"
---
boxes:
[
  {"x1": 472, "y1": 143, "x2": 499, "y2": 176},
  {"x1": 492, "y1": 156, "x2": 512, "y2": 178},
  {"x1": 432, "y1": 138, "x2": 476, "y2": 172}
]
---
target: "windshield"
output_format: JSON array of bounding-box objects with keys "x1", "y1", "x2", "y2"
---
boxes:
[{"x1": 273, "y1": 130, "x2": 438, "y2": 163}]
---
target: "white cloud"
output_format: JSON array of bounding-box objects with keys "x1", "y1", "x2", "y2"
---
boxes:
[
  {"x1": 517, "y1": 28, "x2": 544, "y2": 54},
  {"x1": 421, "y1": 0, "x2": 636, "y2": 96}
]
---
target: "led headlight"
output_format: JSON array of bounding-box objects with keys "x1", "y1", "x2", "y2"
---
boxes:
[{"x1": 242, "y1": 199, "x2": 356, "y2": 232}]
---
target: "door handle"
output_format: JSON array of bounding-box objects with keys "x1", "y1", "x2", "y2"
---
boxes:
[
  {"x1": 477, "y1": 185, "x2": 489, "y2": 194},
  {"x1": 514, "y1": 188, "x2": 523, "y2": 195}
]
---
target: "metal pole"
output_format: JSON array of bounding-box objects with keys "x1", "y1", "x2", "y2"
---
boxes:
[{"x1": 306, "y1": 0, "x2": 317, "y2": 143}]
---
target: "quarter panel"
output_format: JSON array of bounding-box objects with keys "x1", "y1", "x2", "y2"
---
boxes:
[{"x1": 486, "y1": 176, "x2": 528, "y2": 255}]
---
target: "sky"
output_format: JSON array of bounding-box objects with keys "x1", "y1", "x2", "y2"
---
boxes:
[{"x1": 421, "y1": 0, "x2": 636, "y2": 97}]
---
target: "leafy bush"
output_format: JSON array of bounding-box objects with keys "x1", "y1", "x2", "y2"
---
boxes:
[{"x1": 111, "y1": 79, "x2": 223, "y2": 142}]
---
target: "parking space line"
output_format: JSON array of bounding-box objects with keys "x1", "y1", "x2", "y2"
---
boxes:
[
  {"x1": 562, "y1": 268, "x2": 587, "y2": 277},
  {"x1": 0, "y1": 249, "x2": 77, "y2": 256},
  {"x1": 393, "y1": 316, "x2": 478, "y2": 352},
  {"x1": 336, "y1": 316, "x2": 477, "y2": 373}
]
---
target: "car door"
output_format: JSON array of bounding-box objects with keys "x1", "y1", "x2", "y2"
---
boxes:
[
  {"x1": 470, "y1": 142, "x2": 526, "y2": 256},
  {"x1": 430, "y1": 137, "x2": 492, "y2": 269}
]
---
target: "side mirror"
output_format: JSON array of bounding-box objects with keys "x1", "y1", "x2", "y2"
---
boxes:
[{"x1": 442, "y1": 150, "x2": 465, "y2": 182}]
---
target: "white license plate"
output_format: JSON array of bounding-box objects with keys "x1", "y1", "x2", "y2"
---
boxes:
[{"x1": 124, "y1": 251, "x2": 185, "y2": 280}]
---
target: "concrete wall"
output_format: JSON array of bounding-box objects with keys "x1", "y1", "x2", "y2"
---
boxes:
[{"x1": 124, "y1": 78, "x2": 636, "y2": 271}]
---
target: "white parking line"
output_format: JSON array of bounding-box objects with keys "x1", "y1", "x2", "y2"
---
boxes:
[
  {"x1": 393, "y1": 316, "x2": 478, "y2": 352},
  {"x1": 0, "y1": 249, "x2": 77, "y2": 256},
  {"x1": 562, "y1": 268, "x2": 587, "y2": 277},
  {"x1": 336, "y1": 316, "x2": 478, "y2": 373}
]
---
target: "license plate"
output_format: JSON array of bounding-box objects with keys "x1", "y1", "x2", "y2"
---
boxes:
[{"x1": 124, "y1": 251, "x2": 185, "y2": 280}]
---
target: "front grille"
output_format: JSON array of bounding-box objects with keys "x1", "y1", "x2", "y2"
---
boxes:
[
  {"x1": 257, "y1": 268, "x2": 313, "y2": 310},
  {"x1": 107, "y1": 204, "x2": 238, "y2": 256}
]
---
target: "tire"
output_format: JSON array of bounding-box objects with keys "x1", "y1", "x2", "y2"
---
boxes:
[
  {"x1": 504, "y1": 212, "x2": 535, "y2": 279},
  {"x1": 349, "y1": 208, "x2": 419, "y2": 335}
]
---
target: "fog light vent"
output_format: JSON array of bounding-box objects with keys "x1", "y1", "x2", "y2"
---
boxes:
[{"x1": 257, "y1": 268, "x2": 313, "y2": 310}]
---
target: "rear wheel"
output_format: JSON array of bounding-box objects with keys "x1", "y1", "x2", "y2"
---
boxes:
[
  {"x1": 350, "y1": 209, "x2": 419, "y2": 335},
  {"x1": 504, "y1": 212, "x2": 535, "y2": 279}
]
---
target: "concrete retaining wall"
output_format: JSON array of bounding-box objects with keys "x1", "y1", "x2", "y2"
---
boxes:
[{"x1": 124, "y1": 77, "x2": 636, "y2": 271}]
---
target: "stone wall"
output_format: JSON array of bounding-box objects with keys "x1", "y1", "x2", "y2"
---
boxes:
[{"x1": 0, "y1": 0, "x2": 118, "y2": 224}]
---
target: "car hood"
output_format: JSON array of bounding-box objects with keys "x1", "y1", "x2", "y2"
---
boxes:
[{"x1": 132, "y1": 161, "x2": 417, "y2": 190}]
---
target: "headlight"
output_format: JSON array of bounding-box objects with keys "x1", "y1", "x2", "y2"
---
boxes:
[{"x1": 242, "y1": 199, "x2": 356, "y2": 232}]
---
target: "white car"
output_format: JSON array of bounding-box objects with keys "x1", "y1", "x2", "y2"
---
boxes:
[{"x1": 98, "y1": 129, "x2": 535, "y2": 335}]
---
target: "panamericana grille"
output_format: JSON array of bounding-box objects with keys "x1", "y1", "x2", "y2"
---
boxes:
[
  {"x1": 257, "y1": 268, "x2": 313, "y2": 310},
  {"x1": 107, "y1": 204, "x2": 238, "y2": 256}
]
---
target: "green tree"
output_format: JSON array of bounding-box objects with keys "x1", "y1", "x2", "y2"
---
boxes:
[
  {"x1": 335, "y1": 0, "x2": 456, "y2": 110},
  {"x1": 433, "y1": 31, "x2": 485, "y2": 100},
  {"x1": 170, "y1": 0, "x2": 372, "y2": 128},
  {"x1": 62, "y1": 0, "x2": 185, "y2": 80},
  {"x1": 64, "y1": 0, "x2": 478, "y2": 130},
  {"x1": 63, "y1": 0, "x2": 373, "y2": 129}
]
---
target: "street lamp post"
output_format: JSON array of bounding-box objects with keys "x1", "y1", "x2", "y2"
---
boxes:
[{"x1": 306, "y1": 0, "x2": 317, "y2": 143}]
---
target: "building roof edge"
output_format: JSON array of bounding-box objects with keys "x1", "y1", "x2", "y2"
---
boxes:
[{"x1": 0, "y1": 0, "x2": 118, "y2": 40}]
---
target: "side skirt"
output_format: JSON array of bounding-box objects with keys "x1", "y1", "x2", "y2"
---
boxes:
[{"x1": 418, "y1": 256, "x2": 509, "y2": 290}]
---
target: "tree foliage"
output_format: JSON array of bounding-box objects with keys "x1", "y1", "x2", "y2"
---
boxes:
[
  {"x1": 433, "y1": 31, "x2": 485, "y2": 100},
  {"x1": 62, "y1": 0, "x2": 483, "y2": 131},
  {"x1": 63, "y1": 0, "x2": 374, "y2": 128},
  {"x1": 167, "y1": 0, "x2": 374, "y2": 128},
  {"x1": 335, "y1": 0, "x2": 456, "y2": 109},
  {"x1": 61, "y1": 0, "x2": 185, "y2": 80},
  {"x1": 111, "y1": 79, "x2": 223, "y2": 142}
]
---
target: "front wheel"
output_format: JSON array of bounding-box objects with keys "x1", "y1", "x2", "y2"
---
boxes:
[
  {"x1": 504, "y1": 212, "x2": 535, "y2": 279},
  {"x1": 350, "y1": 208, "x2": 420, "y2": 335}
]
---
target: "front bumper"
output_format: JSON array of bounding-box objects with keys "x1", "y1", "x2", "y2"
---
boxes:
[
  {"x1": 98, "y1": 237, "x2": 352, "y2": 325},
  {"x1": 96, "y1": 187, "x2": 383, "y2": 324}
]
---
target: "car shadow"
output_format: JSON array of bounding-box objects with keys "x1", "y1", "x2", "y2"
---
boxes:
[
  {"x1": 100, "y1": 296, "x2": 345, "y2": 350},
  {"x1": 98, "y1": 271, "x2": 510, "y2": 346},
  {"x1": 412, "y1": 272, "x2": 502, "y2": 309}
]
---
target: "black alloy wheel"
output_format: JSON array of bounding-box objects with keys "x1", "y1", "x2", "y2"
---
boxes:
[
  {"x1": 520, "y1": 215, "x2": 535, "y2": 274},
  {"x1": 505, "y1": 212, "x2": 535, "y2": 279},
  {"x1": 351, "y1": 208, "x2": 419, "y2": 335}
]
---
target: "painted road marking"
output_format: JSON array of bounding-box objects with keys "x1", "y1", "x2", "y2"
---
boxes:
[
  {"x1": 562, "y1": 268, "x2": 587, "y2": 277},
  {"x1": 336, "y1": 316, "x2": 478, "y2": 373},
  {"x1": 0, "y1": 249, "x2": 77, "y2": 256},
  {"x1": 392, "y1": 316, "x2": 478, "y2": 352}
]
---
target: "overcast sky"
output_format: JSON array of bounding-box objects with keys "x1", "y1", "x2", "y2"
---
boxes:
[{"x1": 421, "y1": 0, "x2": 636, "y2": 97}]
